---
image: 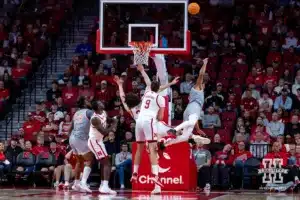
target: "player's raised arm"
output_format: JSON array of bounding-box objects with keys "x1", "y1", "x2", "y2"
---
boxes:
[
  {"x1": 114, "y1": 75, "x2": 130, "y2": 112},
  {"x1": 90, "y1": 117, "x2": 117, "y2": 136},
  {"x1": 158, "y1": 76, "x2": 180, "y2": 92},
  {"x1": 194, "y1": 58, "x2": 208, "y2": 91},
  {"x1": 137, "y1": 64, "x2": 151, "y2": 88}
]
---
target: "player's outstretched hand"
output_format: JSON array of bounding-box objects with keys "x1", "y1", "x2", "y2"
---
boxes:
[
  {"x1": 136, "y1": 64, "x2": 144, "y2": 72},
  {"x1": 202, "y1": 58, "x2": 209, "y2": 66},
  {"x1": 171, "y1": 76, "x2": 180, "y2": 85}
]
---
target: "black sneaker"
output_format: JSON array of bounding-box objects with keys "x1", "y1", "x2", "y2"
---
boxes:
[
  {"x1": 167, "y1": 129, "x2": 177, "y2": 136},
  {"x1": 188, "y1": 138, "x2": 196, "y2": 145}
]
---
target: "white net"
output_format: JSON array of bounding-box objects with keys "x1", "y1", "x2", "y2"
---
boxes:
[{"x1": 129, "y1": 42, "x2": 154, "y2": 65}]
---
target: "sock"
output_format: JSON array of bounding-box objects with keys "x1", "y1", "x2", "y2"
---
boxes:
[
  {"x1": 295, "y1": 176, "x2": 299, "y2": 181},
  {"x1": 81, "y1": 166, "x2": 91, "y2": 185},
  {"x1": 55, "y1": 181, "x2": 59, "y2": 184},
  {"x1": 151, "y1": 165, "x2": 159, "y2": 176},
  {"x1": 65, "y1": 181, "x2": 69, "y2": 185},
  {"x1": 100, "y1": 180, "x2": 104, "y2": 187},
  {"x1": 74, "y1": 179, "x2": 80, "y2": 185},
  {"x1": 64, "y1": 165, "x2": 71, "y2": 182},
  {"x1": 133, "y1": 165, "x2": 139, "y2": 173},
  {"x1": 103, "y1": 180, "x2": 109, "y2": 188}
]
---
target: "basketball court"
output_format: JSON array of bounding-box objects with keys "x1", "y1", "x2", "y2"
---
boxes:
[{"x1": 0, "y1": 188, "x2": 298, "y2": 200}]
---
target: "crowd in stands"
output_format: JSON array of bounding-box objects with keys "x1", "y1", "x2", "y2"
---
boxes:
[
  {"x1": 0, "y1": 0, "x2": 72, "y2": 119},
  {"x1": 1, "y1": 0, "x2": 300, "y2": 192}
]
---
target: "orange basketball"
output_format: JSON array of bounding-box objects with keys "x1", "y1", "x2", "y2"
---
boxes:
[{"x1": 188, "y1": 3, "x2": 200, "y2": 15}]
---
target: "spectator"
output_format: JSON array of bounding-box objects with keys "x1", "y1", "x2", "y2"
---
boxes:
[
  {"x1": 0, "y1": 141, "x2": 11, "y2": 178},
  {"x1": 232, "y1": 141, "x2": 252, "y2": 188},
  {"x1": 233, "y1": 126, "x2": 250, "y2": 143},
  {"x1": 5, "y1": 137, "x2": 22, "y2": 159},
  {"x1": 263, "y1": 112, "x2": 285, "y2": 139},
  {"x1": 285, "y1": 115, "x2": 300, "y2": 139},
  {"x1": 209, "y1": 134, "x2": 225, "y2": 156},
  {"x1": 250, "y1": 131, "x2": 269, "y2": 159},
  {"x1": 274, "y1": 78, "x2": 285, "y2": 95},
  {"x1": 58, "y1": 113, "x2": 72, "y2": 138},
  {"x1": 115, "y1": 143, "x2": 132, "y2": 189},
  {"x1": 94, "y1": 80, "x2": 111, "y2": 102},
  {"x1": 50, "y1": 142, "x2": 65, "y2": 188},
  {"x1": 121, "y1": 131, "x2": 134, "y2": 150},
  {"x1": 78, "y1": 79, "x2": 94, "y2": 101},
  {"x1": 62, "y1": 80, "x2": 79, "y2": 108},
  {"x1": 42, "y1": 112, "x2": 59, "y2": 142},
  {"x1": 273, "y1": 88, "x2": 293, "y2": 111},
  {"x1": 46, "y1": 80, "x2": 62, "y2": 102},
  {"x1": 240, "y1": 88, "x2": 258, "y2": 116},
  {"x1": 242, "y1": 83, "x2": 260, "y2": 100},
  {"x1": 75, "y1": 37, "x2": 92, "y2": 56},
  {"x1": 282, "y1": 31, "x2": 299, "y2": 50},
  {"x1": 104, "y1": 131, "x2": 117, "y2": 160},
  {"x1": 0, "y1": 80, "x2": 9, "y2": 102},
  {"x1": 20, "y1": 112, "x2": 42, "y2": 141},
  {"x1": 203, "y1": 106, "x2": 221, "y2": 129},
  {"x1": 180, "y1": 73, "x2": 193, "y2": 94},
  {"x1": 32, "y1": 101, "x2": 46, "y2": 123},
  {"x1": 211, "y1": 144, "x2": 232, "y2": 189},
  {"x1": 204, "y1": 88, "x2": 224, "y2": 110},
  {"x1": 193, "y1": 141, "x2": 211, "y2": 192},
  {"x1": 292, "y1": 75, "x2": 300, "y2": 95},
  {"x1": 31, "y1": 135, "x2": 48, "y2": 156},
  {"x1": 258, "y1": 92, "x2": 273, "y2": 112}
]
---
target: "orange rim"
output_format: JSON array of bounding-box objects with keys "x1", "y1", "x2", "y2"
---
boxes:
[{"x1": 129, "y1": 41, "x2": 154, "y2": 51}]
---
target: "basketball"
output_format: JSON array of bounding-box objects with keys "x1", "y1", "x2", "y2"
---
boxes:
[{"x1": 188, "y1": 3, "x2": 200, "y2": 15}]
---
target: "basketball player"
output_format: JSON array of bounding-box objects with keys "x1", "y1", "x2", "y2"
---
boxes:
[
  {"x1": 88, "y1": 100, "x2": 118, "y2": 194},
  {"x1": 131, "y1": 78, "x2": 166, "y2": 194},
  {"x1": 68, "y1": 97, "x2": 94, "y2": 192},
  {"x1": 113, "y1": 65, "x2": 179, "y2": 135},
  {"x1": 163, "y1": 58, "x2": 211, "y2": 147}
]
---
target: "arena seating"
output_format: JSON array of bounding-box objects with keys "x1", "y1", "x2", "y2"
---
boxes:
[{"x1": 0, "y1": 0, "x2": 300, "y2": 192}]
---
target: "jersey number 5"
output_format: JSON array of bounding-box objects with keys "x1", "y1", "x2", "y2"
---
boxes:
[{"x1": 144, "y1": 100, "x2": 151, "y2": 109}]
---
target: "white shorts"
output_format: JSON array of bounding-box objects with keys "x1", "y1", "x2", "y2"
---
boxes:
[
  {"x1": 88, "y1": 138, "x2": 108, "y2": 160},
  {"x1": 135, "y1": 118, "x2": 172, "y2": 142},
  {"x1": 69, "y1": 135, "x2": 90, "y2": 155}
]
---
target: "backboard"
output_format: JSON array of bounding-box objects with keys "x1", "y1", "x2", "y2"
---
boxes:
[{"x1": 96, "y1": 0, "x2": 190, "y2": 55}]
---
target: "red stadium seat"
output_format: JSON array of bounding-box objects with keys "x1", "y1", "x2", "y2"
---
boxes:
[
  {"x1": 222, "y1": 121, "x2": 234, "y2": 131},
  {"x1": 202, "y1": 129, "x2": 215, "y2": 139},
  {"x1": 220, "y1": 64, "x2": 234, "y2": 72},
  {"x1": 222, "y1": 56, "x2": 236, "y2": 64},
  {"x1": 235, "y1": 64, "x2": 248, "y2": 72},
  {"x1": 218, "y1": 71, "x2": 232, "y2": 79},
  {"x1": 182, "y1": 94, "x2": 189, "y2": 105},
  {"x1": 221, "y1": 112, "x2": 237, "y2": 122},
  {"x1": 217, "y1": 129, "x2": 231, "y2": 143}
]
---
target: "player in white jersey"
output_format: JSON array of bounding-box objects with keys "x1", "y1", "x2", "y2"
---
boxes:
[
  {"x1": 113, "y1": 65, "x2": 179, "y2": 138},
  {"x1": 161, "y1": 58, "x2": 211, "y2": 148},
  {"x1": 88, "y1": 100, "x2": 118, "y2": 194},
  {"x1": 132, "y1": 79, "x2": 166, "y2": 194}
]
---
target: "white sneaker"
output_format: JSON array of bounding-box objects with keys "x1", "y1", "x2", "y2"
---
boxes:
[
  {"x1": 192, "y1": 135, "x2": 211, "y2": 144},
  {"x1": 151, "y1": 186, "x2": 161, "y2": 194},
  {"x1": 64, "y1": 182, "x2": 70, "y2": 189},
  {"x1": 99, "y1": 186, "x2": 117, "y2": 194},
  {"x1": 72, "y1": 183, "x2": 81, "y2": 192},
  {"x1": 204, "y1": 183, "x2": 211, "y2": 196},
  {"x1": 79, "y1": 183, "x2": 92, "y2": 193}
]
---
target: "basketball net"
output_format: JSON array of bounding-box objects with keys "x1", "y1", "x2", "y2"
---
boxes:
[{"x1": 129, "y1": 41, "x2": 155, "y2": 66}]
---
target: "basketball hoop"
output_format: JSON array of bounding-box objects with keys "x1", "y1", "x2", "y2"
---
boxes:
[{"x1": 129, "y1": 41, "x2": 155, "y2": 66}]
